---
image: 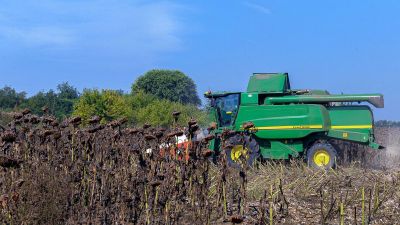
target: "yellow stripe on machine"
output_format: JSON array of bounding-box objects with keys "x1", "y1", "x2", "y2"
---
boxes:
[
  {"x1": 250, "y1": 124, "x2": 372, "y2": 130},
  {"x1": 255, "y1": 125, "x2": 323, "y2": 130},
  {"x1": 331, "y1": 125, "x2": 373, "y2": 129}
]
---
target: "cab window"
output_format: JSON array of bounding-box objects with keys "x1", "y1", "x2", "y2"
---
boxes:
[{"x1": 215, "y1": 94, "x2": 240, "y2": 127}]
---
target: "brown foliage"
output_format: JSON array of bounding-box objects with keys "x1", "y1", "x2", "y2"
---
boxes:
[{"x1": 0, "y1": 111, "x2": 399, "y2": 225}]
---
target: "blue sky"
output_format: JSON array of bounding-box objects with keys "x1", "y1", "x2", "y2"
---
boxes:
[{"x1": 0, "y1": 0, "x2": 398, "y2": 120}]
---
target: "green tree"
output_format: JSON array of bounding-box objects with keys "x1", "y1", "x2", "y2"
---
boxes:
[
  {"x1": 21, "y1": 83, "x2": 79, "y2": 119},
  {"x1": 124, "y1": 90, "x2": 207, "y2": 127},
  {"x1": 126, "y1": 90, "x2": 156, "y2": 111},
  {"x1": 131, "y1": 70, "x2": 202, "y2": 105},
  {"x1": 73, "y1": 89, "x2": 131, "y2": 124},
  {"x1": 23, "y1": 90, "x2": 58, "y2": 116},
  {"x1": 56, "y1": 82, "x2": 79, "y2": 118},
  {"x1": 0, "y1": 86, "x2": 26, "y2": 110},
  {"x1": 375, "y1": 120, "x2": 400, "y2": 127},
  {"x1": 57, "y1": 82, "x2": 79, "y2": 99}
]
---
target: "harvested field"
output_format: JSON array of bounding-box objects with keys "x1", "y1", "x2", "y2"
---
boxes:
[{"x1": 0, "y1": 112, "x2": 399, "y2": 224}]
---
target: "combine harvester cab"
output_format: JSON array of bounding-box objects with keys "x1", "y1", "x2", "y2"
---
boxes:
[{"x1": 205, "y1": 73, "x2": 384, "y2": 169}]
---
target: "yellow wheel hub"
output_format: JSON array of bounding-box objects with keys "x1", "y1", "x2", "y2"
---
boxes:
[
  {"x1": 313, "y1": 149, "x2": 331, "y2": 167},
  {"x1": 231, "y1": 145, "x2": 248, "y2": 162}
]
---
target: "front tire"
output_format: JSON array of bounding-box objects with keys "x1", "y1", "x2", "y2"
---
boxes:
[
  {"x1": 307, "y1": 142, "x2": 337, "y2": 170},
  {"x1": 225, "y1": 134, "x2": 260, "y2": 167}
]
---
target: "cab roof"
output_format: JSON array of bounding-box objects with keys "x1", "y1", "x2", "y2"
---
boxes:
[{"x1": 204, "y1": 91, "x2": 240, "y2": 98}]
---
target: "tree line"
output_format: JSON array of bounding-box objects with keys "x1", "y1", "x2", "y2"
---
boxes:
[
  {"x1": 375, "y1": 120, "x2": 400, "y2": 127},
  {"x1": 0, "y1": 70, "x2": 208, "y2": 127}
]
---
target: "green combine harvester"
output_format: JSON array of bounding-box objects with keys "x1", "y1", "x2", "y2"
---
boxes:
[{"x1": 204, "y1": 73, "x2": 384, "y2": 169}]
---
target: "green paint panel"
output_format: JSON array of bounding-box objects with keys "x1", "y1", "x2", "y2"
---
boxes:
[
  {"x1": 328, "y1": 106, "x2": 373, "y2": 141},
  {"x1": 327, "y1": 130, "x2": 369, "y2": 143},
  {"x1": 259, "y1": 140, "x2": 303, "y2": 159},
  {"x1": 241, "y1": 92, "x2": 258, "y2": 105},
  {"x1": 234, "y1": 104, "x2": 329, "y2": 139},
  {"x1": 247, "y1": 73, "x2": 290, "y2": 93}
]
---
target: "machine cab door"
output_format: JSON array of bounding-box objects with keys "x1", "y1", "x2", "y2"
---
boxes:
[{"x1": 214, "y1": 94, "x2": 240, "y2": 127}]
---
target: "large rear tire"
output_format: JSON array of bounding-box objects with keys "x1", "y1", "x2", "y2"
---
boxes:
[
  {"x1": 225, "y1": 134, "x2": 260, "y2": 167},
  {"x1": 307, "y1": 142, "x2": 337, "y2": 170}
]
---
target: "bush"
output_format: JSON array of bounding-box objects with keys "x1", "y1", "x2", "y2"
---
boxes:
[
  {"x1": 133, "y1": 98, "x2": 208, "y2": 127},
  {"x1": 73, "y1": 89, "x2": 132, "y2": 124}
]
